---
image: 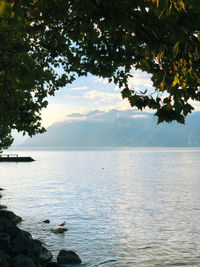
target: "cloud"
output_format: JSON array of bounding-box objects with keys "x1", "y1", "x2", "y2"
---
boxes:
[
  {"x1": 128, "y1": 69, "x2": 153, "y2": 88},
  {"x1": 188, "y1": 100, "x2": 200, "y2": 112},
  {"x1": 94, "y1": 98, "x2": 132, "y2": 112},
  {"x1": 92, "y1": 77, "x2": 110, "y2": 85},
  {"x1": 70, "y1": 86, "x2": 88, "y2": 90},
  {"x1": 92, "y1": 70, "x2": 152, "y2": 89},
  {"x1": 41, "y1": 104, "x2": 87, "y2": 127},
  {"x1": 83, "y1": 90, "x2": 121, "y2": 103},
  {"x1": 132, "y1": 114, "x2": 149, "y2": 119},
  {"x1": 114, "y1": 86, "x2": 120, "y2": 91}
]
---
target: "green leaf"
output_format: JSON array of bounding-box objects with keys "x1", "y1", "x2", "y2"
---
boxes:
[{"x1": 121, "y1": 88, "x2": 131, "y2": 99}]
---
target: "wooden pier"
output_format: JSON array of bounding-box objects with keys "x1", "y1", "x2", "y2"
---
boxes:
[{"x1": 0, "y1": 154, "x2": 35, "y2": 162}]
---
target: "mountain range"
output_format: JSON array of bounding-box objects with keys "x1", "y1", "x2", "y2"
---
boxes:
[{"x1": 22, "y1": 109, "x2": 200, "y2": 147}]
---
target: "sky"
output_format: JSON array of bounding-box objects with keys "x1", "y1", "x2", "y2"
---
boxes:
[
  {"x1": 41, "y1": 68, "x2": 200, "y2": 128},
  {"x1": 12, "y1": 69, "x2": 154, "y2": 145},
  {"x1": 12, "y1": 68, "x2": 200, "y2": 145},
  {"x1": 41, "y1": 69, "x2": 154, "y2": 127}
]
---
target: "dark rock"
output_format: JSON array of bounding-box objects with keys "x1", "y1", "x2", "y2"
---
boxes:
[
  {"x1": 43, "y1": 219, "x2": 50, "y2": 224},
  {"x1": 52, "y1": 228, "x2": 68, "y2": 234},
  {"x1": 44, "y1": 262, "x2": 60, "y2": 267},
  {"x1": 25, "y1": 239, "x2": 43, "y2": 265},
  {"x1": 12, "y1": 255, "x2": 37, "y2": 267},
  {"x1": 0, "y1": 194, "x2": 2, "y2": 198},
  {"x1": 0, "y1": 217, "x2": 16, "y2": 235},
  {"x1": 0, "y1": 188, "x2": 5, "y2": 191},
  {"x1": 21, "y1": 229, "x2": 33, "y2": 240},
  {"x1": 7, "y1": 227, "x2": 41, "y2": 265},
  {"x1": 0, "y1": 232, "x2": 11, "y2": 250},
  {"x1": 0, "y1": 210, "x2": 22, "y2": 224},
  {"x1": 57, "y1": 250, "x2": 82, "y2": 264},
  {"x1": 40, "y1": 246, "x2": 52, "y2": 263},
  {"x1": 0, "y1": 205, "x2": 7, "y2": 209},
  {"x1": 0, "y1": 250, "x2": 11, "y2": 267}
]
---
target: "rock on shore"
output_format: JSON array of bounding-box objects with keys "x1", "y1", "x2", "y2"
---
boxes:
[{"x1": 0, "y1": 194, "x2": 82, "y2": 266}]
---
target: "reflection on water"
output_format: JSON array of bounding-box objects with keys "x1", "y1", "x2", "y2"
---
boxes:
[{"x1": 1, "y1": 148, "x2": 200, "y2": 266}]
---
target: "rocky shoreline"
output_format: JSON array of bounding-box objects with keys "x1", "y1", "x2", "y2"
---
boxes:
[{"x1": 0, "y1": 189, "x2": 82, "y2": 267}]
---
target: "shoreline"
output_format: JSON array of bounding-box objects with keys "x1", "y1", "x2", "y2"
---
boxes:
[{"x1": 0, "y1": 189, "x2": 82, "y2": 267}]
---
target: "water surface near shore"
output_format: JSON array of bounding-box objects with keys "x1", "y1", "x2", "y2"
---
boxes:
[{"x1": 1, "y1": 147, "x2": 200, "y2": 266}]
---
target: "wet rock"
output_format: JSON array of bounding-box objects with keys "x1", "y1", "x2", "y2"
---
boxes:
[
  {"x1": 57, "y1": 250, "x2": 82, "y2": 265},
  {"x1": 21, "y1": 229, "x2": 33, "y2": 240},
  {"x1": 44, "y1": 262, "x2": 60, "y2": 267},
  {"x1": 0, "y1": 205, "x2": 7, "y2": 209},
  {"x1": 52, "y1": 228, "x2": 68, "y2": 234},
  {"x1": 0, "y1": 216, "x2": 16, "y2": 235},
  {"x1": 5, "y1": 226, "x2": 40, "y2": 265},
  {"x1": 0, "y1": 232, "x2": 10, "y2": 251},
  {"x1": 58, "y1": 222, "x2": 65, "y2": 226},
  {"x1": 26, "y1": 239, "x2": 43, "y2": 265},
  {"x1": 40, "y1": 246, "x2": 53, "y2": 263},
  {"x1": 12, "y1": 255, "x2": 37, "y2": 267},
  {"x1": 0, "y1": 250, "x2": 11, "y2": 267},
  {"x1": 0, "y1": 210, "x2": 22, "y2": 224},
  {"x1": 43, "y1": 219, "x2": 50, "y2": 224}
]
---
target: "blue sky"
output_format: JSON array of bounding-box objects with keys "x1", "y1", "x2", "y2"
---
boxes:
[{"x1": 41, "y1": 70, "x2": 154, "y2": 127}]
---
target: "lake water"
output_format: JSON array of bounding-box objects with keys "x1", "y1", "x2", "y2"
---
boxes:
[{"x1": 1, "y1": 147, "x2": 200, "y2": 266}]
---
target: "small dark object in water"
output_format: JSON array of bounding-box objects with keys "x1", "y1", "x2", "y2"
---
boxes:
[
  {"x1": 52, "y1": 227, "x2": 68, "y2": 234},
  {"x1": 43, "y1": 219, "x2": 50, "y2": 224},
  {"x1": 58, "y1": 221, "x2": 65, "y2": 226}
]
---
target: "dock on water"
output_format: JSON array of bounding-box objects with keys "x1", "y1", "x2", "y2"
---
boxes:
[{"x1": 0, "y1": 154, "x2": 35, "y2": 162}]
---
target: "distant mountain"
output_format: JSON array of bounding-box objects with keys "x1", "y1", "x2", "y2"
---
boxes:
[{"x1": 22, "y1": 109, "x2": 200, "y2": 147}]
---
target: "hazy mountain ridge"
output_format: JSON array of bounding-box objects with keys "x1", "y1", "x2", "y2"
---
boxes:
[{"x1": 22, "y1": 110, "x2": 200, "y2": 147}]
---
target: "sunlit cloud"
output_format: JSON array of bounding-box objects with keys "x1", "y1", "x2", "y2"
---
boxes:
[
  {"x1": 188, "y1": 100, "x2": 200, "y2": 112},
  {"x1": 132, "y1": 114, "x2": 149, "y2": 118},
  {"x1": 95, "y1": 98, "x2": 132, "y2": 112},
  {"x1": 114, "y1": 85, "x2": 120, "y2": 91},
  {"x1": 41, "y1": 104, "x2": 87, "y2": 127},
  {"x1": 70, "y1": 86, "x2": 88, "y2": 90},
  {"x1": 129, "y1": 69, "x2": 153, "y2": 88},
  {"x1": 83, "y1": 90, "x2": 121, "y2": 103}
]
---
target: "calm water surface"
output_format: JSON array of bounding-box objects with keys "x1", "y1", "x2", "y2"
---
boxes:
[{"x1": 1, "y1": 147, "x2": 200, "y2": 266}]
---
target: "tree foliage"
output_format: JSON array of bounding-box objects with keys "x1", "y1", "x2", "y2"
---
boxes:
[{"x1": 0, "y1": 0, "x2": 200, "y2": 148}]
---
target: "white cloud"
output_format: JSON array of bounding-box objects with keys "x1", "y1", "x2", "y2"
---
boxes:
[
  {"x1": 70, "y1": 86, "x2": 88, "y2": 90},
  {"x1": 83, "y1": 90, "x2": 121, "y2": 103},
  {"x1": 128, "y1": 69, "x2": 153, "y2": 88},
  {"x1": 114, "y1": 86, "x2": 120, "y2": 91},
  {"x1": 92, "y1": 77, "x2": 110, "y2": 85},
  {"x1": 188, "y1": 100, "x2": 200, "y2": 111},
  {"x1": 95, "y1": 98, "x2": 132, "y2": 112},
  {"x1": 93, "y1": 69, "x2": 152, "y2": 89},
  {"x1": 132, "y1": 114, "x2": 149, "y2": 119}
]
